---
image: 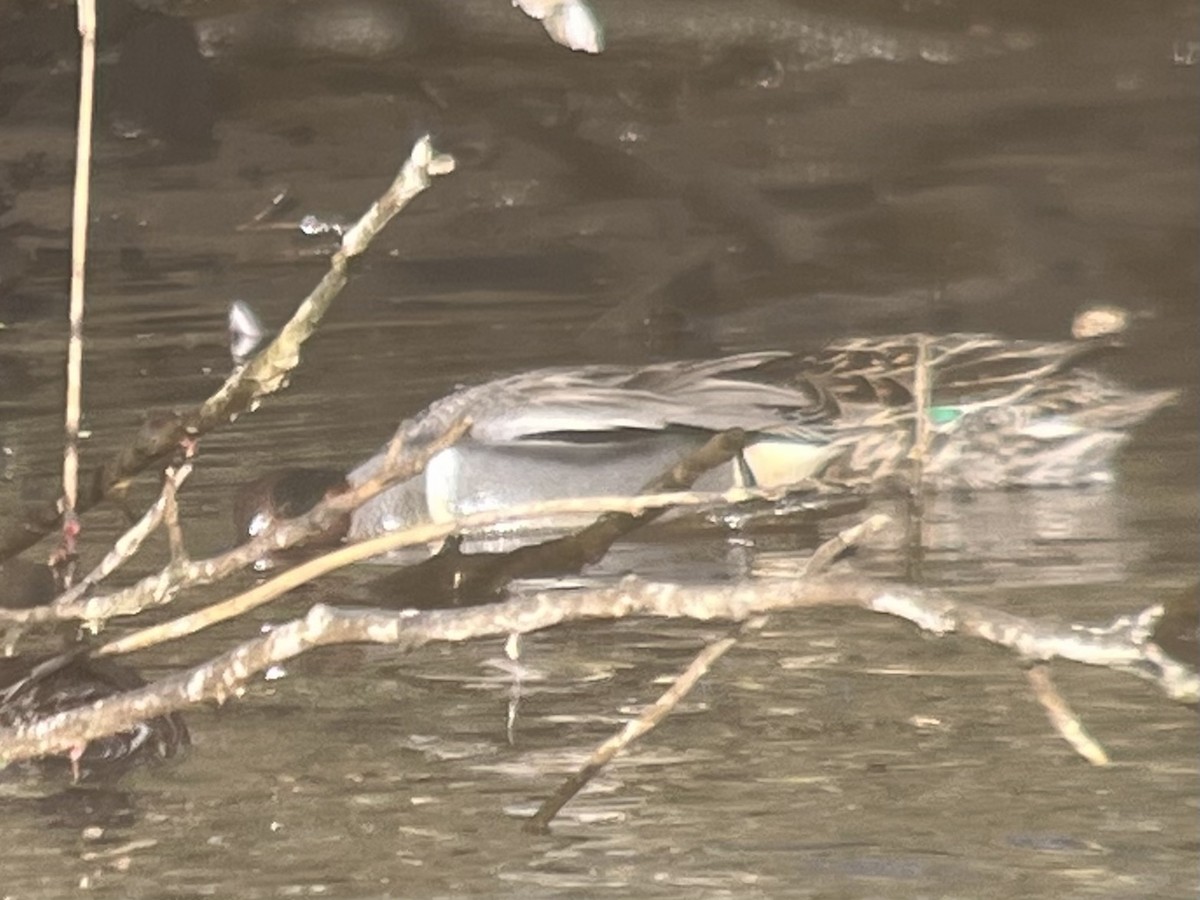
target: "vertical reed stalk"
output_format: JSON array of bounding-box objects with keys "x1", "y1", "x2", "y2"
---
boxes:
[{"x1": 60, "y1": 0, "x2": 98, "y2": 577}]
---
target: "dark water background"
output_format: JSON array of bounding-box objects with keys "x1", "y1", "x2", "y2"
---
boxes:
[{"x1": 0, "y1": 1, "x2": 1197, "y2": 896}]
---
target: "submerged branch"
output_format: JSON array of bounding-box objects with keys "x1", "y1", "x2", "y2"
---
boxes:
[
  {"x1": 526, "y1": 512, "x2": 890, "y2": 832},
  {"x1": 1026, "y1": 664, "x2": 1110, "y2": 766}
]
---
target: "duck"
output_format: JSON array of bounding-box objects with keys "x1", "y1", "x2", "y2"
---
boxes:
[
  {"x1": 337, "y1": 318, "x2": 1174, "y2": 543},
  {"x1": 232, "y1": 309, "x2": 1174, "y2": 547}
]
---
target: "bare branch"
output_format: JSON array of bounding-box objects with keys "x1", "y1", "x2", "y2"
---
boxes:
[
  {"x1": 0, "y1": 137, "x2": 455, "y2": 563},
  {"x1": 2, "y1": 575, "x2": 863, "y2": 763},
  {"x1": 5, "y1": 575, "x2": 1189, "y2": 776}
]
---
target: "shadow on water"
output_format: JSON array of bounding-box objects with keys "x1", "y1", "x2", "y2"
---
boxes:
[{"x1": 0, "y1": 0, "x2": 1196, "y2": 895}]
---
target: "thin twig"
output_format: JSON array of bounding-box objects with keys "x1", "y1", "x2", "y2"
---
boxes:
[
  {"x1": 525, "y1": 636, "x2": 737, "y2": 833},
  {"x1": 162, "y1": 465, "x2": 187, "y2": 563},
  {"x1": 909, "y1": 332, "x2": 932, "y2": 498},
  {"x1": 52, "y1": 463, "x2": 194, "y2": 610},
  {"x1": 234, "y1": 187, "x2": 291, "y2": 231},
  {"x1": 803, "y1": 513, "x2": 890, "y2": 577},
  {"x1": 1025, "y1": 664, "x2": 1110, "y2": 766}
]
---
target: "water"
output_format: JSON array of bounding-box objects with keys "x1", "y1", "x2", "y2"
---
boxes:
[{"x1": 0, "y1": 0, "x2": 1196, "y2": 896}]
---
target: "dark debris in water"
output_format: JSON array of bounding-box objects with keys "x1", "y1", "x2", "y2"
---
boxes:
[{"x1": 0, "y1": 651, "x2": 189, "y2": 784}]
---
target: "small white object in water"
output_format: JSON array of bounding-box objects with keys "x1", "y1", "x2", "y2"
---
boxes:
[
  {"x1": 514, "y1": 0, "x2": 604, "y2": 54},
  {"x1": 247, "y1": 510, "x2": 272, "y2": 538},
  {"x1": 505, "y1": 633, "x2": 522, "y2": 660},
  {"x1": 1071, "y1": 305, "x2": 1129, "y2": 340},
  {"x1": 298, "y1": 213, "x2": 345, "y2": 237},
  {"x1": 228, "y1": 300, "x2": 266, "y2": 365}
]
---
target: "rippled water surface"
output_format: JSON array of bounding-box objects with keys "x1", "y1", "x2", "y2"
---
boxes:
[{"x1": 1, "y1": 1, "x2": 1197, "y2": 896}]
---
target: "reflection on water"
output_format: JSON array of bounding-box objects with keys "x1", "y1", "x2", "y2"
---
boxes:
[
  {"x1": 906, "y1": 487, "x2": 1146, "y2": 586},
  {"x1": 739, "y1": 489, "x2": 1135, "y2": 584},
  {"x1": 0, "y1": 0, "x2": 1197, "y2": 896}
]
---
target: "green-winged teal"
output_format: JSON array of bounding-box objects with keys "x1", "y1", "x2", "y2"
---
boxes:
[{"x1": 344, "y1": 327, "x2": 1174, "y2": 540}]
